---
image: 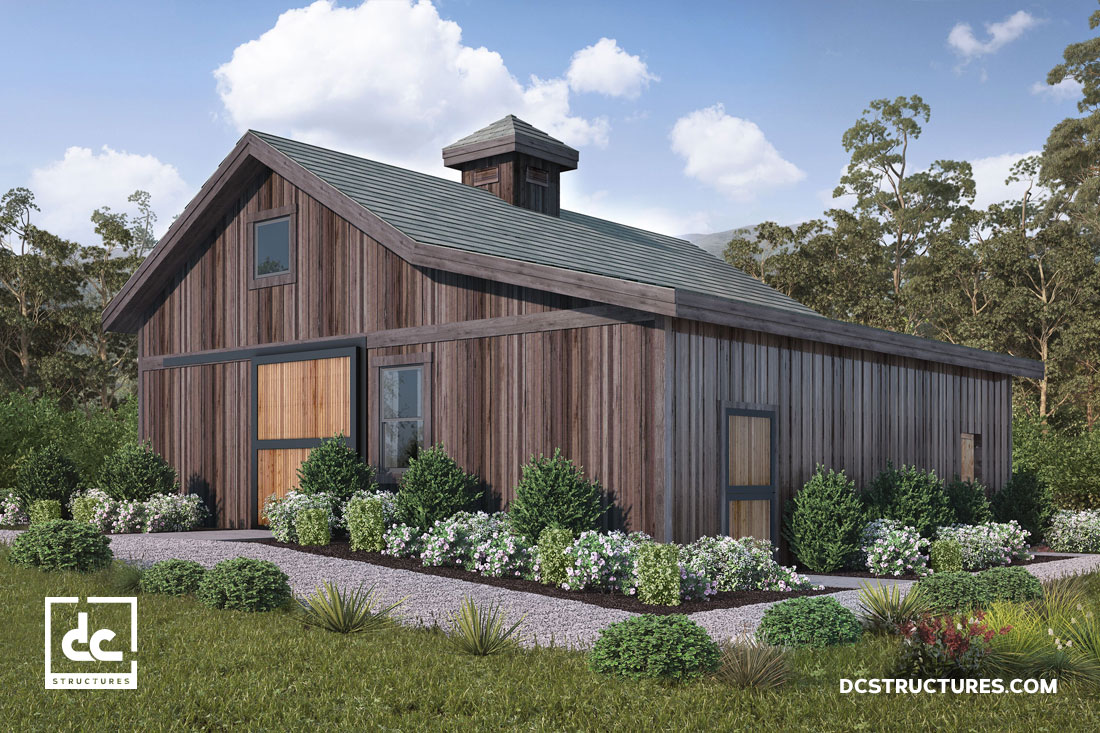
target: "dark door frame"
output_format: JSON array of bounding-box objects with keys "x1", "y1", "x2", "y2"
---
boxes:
[
  {"x1": 250, "y1": 346, "x2": 360, "y2": 527},
  {"x1": 720, "y1": 400, "x2": 779, "y2": 544}
]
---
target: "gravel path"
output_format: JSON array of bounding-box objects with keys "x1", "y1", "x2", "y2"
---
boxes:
[{"x1": 4, "y1": 529, "x2": 1099, "y2": 650}]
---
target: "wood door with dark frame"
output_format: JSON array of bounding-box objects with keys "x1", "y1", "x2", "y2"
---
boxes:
[
  {"x1": 722, "y1": 403, "x2": 778, "y2": 543},
  {"x1": 251, "y1": 346, "x2": 358, "y2": 526}
]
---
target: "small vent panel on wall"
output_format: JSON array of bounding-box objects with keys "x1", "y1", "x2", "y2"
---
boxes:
[
  {"x1": 526, "y1": 167, "x2": 549, "y2": 186},
  {"x1": 473, "y1": 166, "x2": 499, "y2": 187}
]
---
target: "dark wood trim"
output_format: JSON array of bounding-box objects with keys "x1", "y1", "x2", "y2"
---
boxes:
[
  {"x1": 139, "y1": 306, "x2": 652, "y2": 371},
  {"x1": 442, "y1": 137, "x2": 579, "y2": 170},
  {"x1": 369, "y1": 351, "x2": 433, "y2": 485},
  {"x1": 246, "y1": 204, "x2": 298, "y2": 290}
]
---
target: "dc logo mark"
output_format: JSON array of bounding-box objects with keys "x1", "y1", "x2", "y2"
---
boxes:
[{"x1": 45, "y1": 597, "x2": 137, "y2": 690}]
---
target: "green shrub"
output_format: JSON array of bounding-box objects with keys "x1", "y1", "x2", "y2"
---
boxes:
[
  {"x1": 589, "y1": 615, "x2": 720, "y2": 681},
  {"x1": 140, "y1": 559, "x2": 206, "y2": 595},
  {"x1": 863, "y1": 464, "x2": 955, "y2": 537},
  {"x1": 7, "y1": 520, "x2": 112, "y2": 572},
  {"x1": 394, "y1": 444, "x2": 481, "y2": 530},
  {"x1": 297, "y1": 435, "x2": 377, "y2": 503},
  {"x1": 196, "y1": 558, "x2": 292, "y2": 612},
  {"x1": 29, "y1": 499, "x2": 61, "y2": 525},
  {"x1": 945, "y1": 478, "x2": 993, "y2": 524},
  {"x1": 783, "y1": 466, "x2": 865, "y2": 572},
  {"x1": 71, "y1": 495, "x2": 99, "y2": 525},
  {"x1": 929, "y1": 539, "x2": 963, "y2": 573},
  {"x1": 916, "y1": 571, "x2": 988, "y2": 614},
  {"x1": 99, "y1": 442, "x2": 178, "y2": 501},
  {"x1": 347, "y1": 496, "x2": 385, "y2": 552},
  {"x1": 296, "y1": 507, "x2": 331, "y2": 546},
  {"x1": 537, "y1": 527, "x2": 572, "y2": 587},
  {"x1": 15, "y1": 445, "x2": 81, "y2": 509},
  {"x1": 977, "y1": 566, "x2": 1042, "y2": 604},
  {"x1": 635, "y1": 542, "x2": 680, "y2": 606},
  {"x1": 992, "y1": 472, "x2": 1054, "y2": 543},
  {"x1": 508, "y1": 449, "x2": 604, "y2": 542},
  {"x1": 757, "y1": 596, "x2": 863, "y2": 648},
  {"x1": 1013, "y1": 414, "x2": 1100, "y2": 510}
]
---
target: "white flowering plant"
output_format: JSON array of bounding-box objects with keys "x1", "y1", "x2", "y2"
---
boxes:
[
  {"x1": 471, "y1": 524, "x2": 535, "y2": 578},
  {"x1": 419, "y1": 511, "x2": 500, "y2": 568},
  {"x1": 0, "y1": 490, "x2": 28, "y2": 526},
  {"x1": 264, "y1": 490, "x2": 339, "y2": 543},
  {"x1": 145, "y1": 493, "x2": 208, "y2": 532},
  {"x1": 935, "y1": 521, "x2": 1033, "y2": 570},
  {"x1": 1046, "y1": 510, "x2": 1100, "y2": 553},
  {"x1": 112, "y1": 500, "x2": 148, "y2": 534},
  {"x1": 679, "y1": 535, "x2": 819, "y2": 592},
  {"x1": 560, "y1": 530, "x2": 649, "y2": 594},
  {"x1": 383, "y1": 523, "x2": 424, "y2": 558},
  {"x1": 863, "y1": 520, "x2": 931, "y2": 577}
]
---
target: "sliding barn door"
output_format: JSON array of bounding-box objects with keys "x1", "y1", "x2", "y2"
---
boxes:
[
  {"x1": 252, "y1": 348, "x2": 358, "y2": 526},
  {"x1": 722, "y1": 405, "x2": 778, "y2": 543}
]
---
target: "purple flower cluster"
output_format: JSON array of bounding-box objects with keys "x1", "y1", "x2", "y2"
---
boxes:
[
  {"x1": 382, "y1": 523, "x2": 424, "y2": 558},
  {"x1": 0, "y1": 490, "x2": 29, "y2": 526},
  {"x1": 863, "y1": 520, "x2": 932, "y2": 577},
  {"x1": 561, "y1": 530, "x2": 645, "y2": 594},
  {"x1": 679, "y1": 564, "x2": 718, "y2": 601}
]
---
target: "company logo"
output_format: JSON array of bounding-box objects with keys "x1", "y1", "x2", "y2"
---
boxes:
[{"x1": 45, "y1": 597, "x2": 137, "y2": 689}]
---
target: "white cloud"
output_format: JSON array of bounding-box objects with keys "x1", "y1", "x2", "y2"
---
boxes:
[
  {"x1": 28, "y1": 146, "x2": 191, "y2": 244},
  {"x1": 1030, "y1": 77, "x2": 1083, "y2": 101},
  {"x1": 565, "y1": 38, "x2": 657, "y2": 99},
  {"x1": 214, "y1": 0, "x2": 609, "y2": 173},
  {"x1": 562, "y1": 180, "x2": 711, "y2": 237},
  {"x1": 969, "y1": 150, "x2": 1042, "y2": 210},
  {"x1": 948, "y1": 10, "x2": 1039, "y2": 59},
  {"x1": 669, "y1": 104, "x2": 805, "y2": 200}
]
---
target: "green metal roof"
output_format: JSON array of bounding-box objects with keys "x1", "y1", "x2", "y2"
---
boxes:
[
  {"x1": 252, "y1": 130, "x2": 820, "y2": 317},
  {"x1": 443, "y1": 114, "x2": 575, "y2": 152}
]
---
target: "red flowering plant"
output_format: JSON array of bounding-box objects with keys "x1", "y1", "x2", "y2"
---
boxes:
[{"x1": 896, "y1": 611, "x2": 1012, "y2": 678}]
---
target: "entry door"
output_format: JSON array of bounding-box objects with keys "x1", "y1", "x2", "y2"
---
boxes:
[
  {"x1": 722, "y1": 405, "x2": 778, "y2": 542},
  {"x1": 251, "y1": 347, "x2": 358, "y2": 526}
]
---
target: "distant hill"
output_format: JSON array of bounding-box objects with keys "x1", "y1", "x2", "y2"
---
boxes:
[{"x1": 682, "y1": 225, "x2": 760, "y2": 258}]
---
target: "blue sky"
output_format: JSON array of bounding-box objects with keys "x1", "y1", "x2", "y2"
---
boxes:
[{"x1": 1, "y1": 0, "x2": 1093, "y2": 243}]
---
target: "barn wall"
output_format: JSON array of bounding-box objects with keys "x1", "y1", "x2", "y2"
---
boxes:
[
  {"x1": 666, "y1": 318, "x2": 1014, "y2": 544},
  {"x1": 367, "y1": 319, "x2": 666, "y2": 538},
  {"x1": 139, "y1": 169, "x2": 592, "y2": 358}
]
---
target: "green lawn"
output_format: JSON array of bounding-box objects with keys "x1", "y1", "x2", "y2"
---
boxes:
[{"x1": 1, "y1": 560, "x2": 1098, "y2": 732}]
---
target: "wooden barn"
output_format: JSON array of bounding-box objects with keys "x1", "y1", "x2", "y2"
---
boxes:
[{"x1": 103, "y1": 116, "x2": 1043, "y2": 545}]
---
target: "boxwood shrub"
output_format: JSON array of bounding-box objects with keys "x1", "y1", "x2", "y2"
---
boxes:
[
  {"x1": 508, "y1": 449, "x2": 604, "y2": 542},
  {"x1": 536, "y1": 526, "x2": 572, "y2": 587},
  {"x1": 977, "y1": 566, "x2": 1042, "y2": 604},
  {"x1": 296, "y1": 507, "x2": 331, "y2": 546},
  {"x1": 29, "y1": 499, "x2": 62, "y2": 525},
  {"x1": 99, "y1": 442, "x2": 178, "y2": 501},
  {"x1": 589, "y1": 614, "x2": 720, "y2": 681},
  {"x1": 916, "y1": 571, "x2": 988, "y2": 614},
  {"x1": 945, "y1": 478, "x2": 992, "y2": 525},
  {"x1": 16, "y1": 445, "x2": 81, "y2": 509},
  {"x1": 863, "y1": 464, "x2": 955, "y2": 537},
  {"x1": 347, "y1": 496, "x2": 385, "y2": 552},
  {"x1": 992, "y1": 472, "x2": 1053, "y2": 543},
  {"x1": 140, "y1": 559, "x2": 207, "y2": 595},
  {"x1": 7, "y1": 520, "x2": 112, "y2": 572},
  {"x1": 635, "y1": 542, "x2": 680, "y2": 606},
  {"x1": 297, "y1": 435, "x2": 377, "y2": 503},
  {"x1": 929, "y1": 539, "x2": 963, "y2": 573},
  {"x1": 394, "y1": 444, "x2": 482, "y2": 530},
  {"x1": 757, "y1": 596, "x2": 863, "y2": 648},
  {"x1": 784, "y1": 467, "x2": 865, "y2": 572},
  {"x1": 197, "y1": 558, "x2": 291, "y2": 612}
]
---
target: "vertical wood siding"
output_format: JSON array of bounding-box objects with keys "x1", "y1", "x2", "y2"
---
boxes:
[{"x1": 666, "y1": 319, "x2": 1013, "y2": 545}]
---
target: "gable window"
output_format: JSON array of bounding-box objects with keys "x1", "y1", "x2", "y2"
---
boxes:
[
  {"x1": 247, "y1": 205, "x2": 297, "y2": 289},
  {"x1": 371, "y1": 353, "x2": 433, "y2": 478}
]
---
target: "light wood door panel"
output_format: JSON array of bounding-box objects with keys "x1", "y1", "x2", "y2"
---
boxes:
[
  {"x1": 730, "y1": 499, "x2": 771, "y2": 541},
  {"x1": 257, "y1": 356, "x2": 351, "y2": 440},
  {"x1": 256, "y1": 448, "x2": 312, "y2": 525},
  {"x1": 728, "y1": 415, "x2": 772, "y2": 486}
]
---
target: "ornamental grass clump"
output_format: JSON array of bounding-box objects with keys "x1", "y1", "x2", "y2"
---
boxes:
[
  {"x1": 140, "y1": 559, "x2": 206, "y2": 596},
  {"x1": 861, "y1": 519, "x2": 931, "y2": 577},
  {"x1": 297, "y1": 581, "x2": 404, "y2": 634},
  {"x1": 536, "y1": 526, "x2": 572, "y2": 586},
  {"x1": 863, "y1": 463, "x2": 955, "y2": 537},
  {"x1": 29, "y1": 499, "x2": 61, "y2": 525},
  {"x1": 857, "y1": 582, "x2": 931, "y2": 635},
  {"x1": 783, "y1": 466, "x2": 866, "y2": 572},
  {"x1": 936, "y1": 521, "x2": 1033, "y2": 570},
  {"x1": 296, "y1": 507, "x2": 331, "y2": 546},
  {"x1": 929, "y1": 538, "x2": 963, "y2": 573},
  {"x1": 394, "y1": 444, "x2": 482, "y2": 530},
  {"x1": 589, "y1": 614, "x2": 720, "y2": 681},
  {"x1": 296, "y1": 435, "x2": 377, "y2": 504},
  {"x1": 718, "y1": 636, "x2": 791, "y2": 690},
  {"x1": 197, "y1": 558, "x2": 291, "y2": 612},
  {"x1": 757, "y1": 596, "x2": 863, "y2": 648},
  {"x1": 1046, "y1": 510, "x2": 1100, "y2": 553},
  {"x1": 7, "y1": 520, "x2": 113, "y2": 573},
  {"x1": 635, "y1": 542, "x2": 681, "y2": 606},
  {"x1": 346, "y1": 495, "x2": 386, "y2": 552},
  {"x1": 508, "y1": 449, "x2": 604, "y2": 542},
  {"x1": 447, "y1": 596, "x2": 526, "y2": 656}
]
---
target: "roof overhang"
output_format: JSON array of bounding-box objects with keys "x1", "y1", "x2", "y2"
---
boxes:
[
  {"x1": 442, "y1": 136, "x2": 579, "y2": 170},
  {"x1": 103, "y1": 132, "x2": 1044, "y2": 381}
]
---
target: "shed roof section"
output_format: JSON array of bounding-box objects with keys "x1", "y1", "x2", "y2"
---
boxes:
[{"x1": 253, "y1": 130, "x2": 818, "y2": 318}]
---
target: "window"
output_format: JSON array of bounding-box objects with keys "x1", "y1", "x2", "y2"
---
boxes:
[
  {"x1": 381, "y1": 366, "x2": 423, "y2": 470},
  {"x1": 247, "y1": 205, "x2": 296, "y2": 289},
  {"x1": 372, "y1": 353, "x2": 432, "y2": 477}
]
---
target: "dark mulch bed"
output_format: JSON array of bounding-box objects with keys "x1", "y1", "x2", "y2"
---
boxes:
[
  {"x1": 252, "y1": 539, "x2": 845, "y2": 615},
  {"x1": 798, "y1": 554, "x2": 1067, "y2": 581}
]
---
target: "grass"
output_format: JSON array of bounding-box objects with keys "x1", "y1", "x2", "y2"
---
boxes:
[{"x1": 2, "y1": 561, "x2": 1100, "y2": 732}]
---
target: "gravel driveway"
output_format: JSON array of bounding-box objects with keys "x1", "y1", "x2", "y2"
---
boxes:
[{"x1": 4, "y1": 529, "x2": 1099, "y2": 650}]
